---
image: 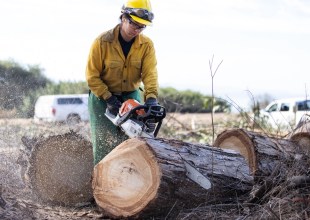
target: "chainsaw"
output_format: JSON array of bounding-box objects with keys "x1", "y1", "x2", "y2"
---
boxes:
[{"x1": 105, "y1": 99, "x2": 166, "y2": 138}]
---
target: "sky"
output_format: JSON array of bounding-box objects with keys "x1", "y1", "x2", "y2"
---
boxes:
[{"x1": 1, "y1": 0, "x2": 310, "y2": 110}]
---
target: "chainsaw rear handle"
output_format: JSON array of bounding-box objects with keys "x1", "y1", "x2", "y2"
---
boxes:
[
  {"x1": 117, "y1": 104, "x2": 166, "y2": 126},
  {"x1": 139, "y1": 105, "x2": 166, "y2": 121},
  {"x1": 134, "y1": 104, "x2": 166, "y2": 138},
  {"x1": 134, "y1": 105, "x2": 166, "y2": 122}
]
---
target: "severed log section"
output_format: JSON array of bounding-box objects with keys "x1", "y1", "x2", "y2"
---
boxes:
[
  {"x1": 287, "y1": 122, "x2": 310, "y2": 154},
  {"x1": 21, "y1": 132, "x2": 94, "y2": 206},
  {"x1": 214, "y1": 128, "x2": 305, "y2": 178},
  {"x1": 92, "y1": 138, "x2": 253, "y2": 219}
]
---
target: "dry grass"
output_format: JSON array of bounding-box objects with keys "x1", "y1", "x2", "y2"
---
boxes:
[
  {"x1": 159, "y1": 112, "x2": 252, "y2": 144},
  {"x1": 0, "y1": 109, "x2": 17, "y2": 119}
]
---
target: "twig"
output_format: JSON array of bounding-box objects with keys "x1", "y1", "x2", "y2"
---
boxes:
[
  {"x1": 245, "y1": 90, "x2": 256, "y2": 131},
  {"x1": 266, "y1": 205, "x2": 281, "y2": 220},
  {"x1": 165, "y1": 200, "x2": 179, "y2": 220},
  {"x1": 208, "y1": 55, "x2": 223, "y2": 199},
  {"x1": 209, "y1": 55, "x2": 223, "y2": 145}
]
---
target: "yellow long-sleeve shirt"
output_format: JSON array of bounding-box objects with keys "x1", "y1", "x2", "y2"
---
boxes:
[{"x1": 85, "y1": 24, "x2": 158, "y2": 100}]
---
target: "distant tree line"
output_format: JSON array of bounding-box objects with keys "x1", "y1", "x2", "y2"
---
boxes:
[
  {"x1": 0, "y1": 60, "x2": 232, "y2": 118},
  {"x1": 158, "y1": 87, "x2": 230, "y2": 113}
]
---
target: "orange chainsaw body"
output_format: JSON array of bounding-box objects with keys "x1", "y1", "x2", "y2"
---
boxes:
[{"x1": 119, "y1": 99, "x2": 145, "y2": 117}]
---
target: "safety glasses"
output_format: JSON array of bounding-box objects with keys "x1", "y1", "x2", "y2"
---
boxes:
[
  {"x1": 124, "y1": 7, "x2": 154, "y2": 22},
  {"x1": 127, "y1": 17, "x2": 146, "y2": 31}
]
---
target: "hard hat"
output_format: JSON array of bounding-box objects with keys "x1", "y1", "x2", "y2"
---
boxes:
[{"x1": 122, "y1": 0, "x2": 154, "y2": 26}]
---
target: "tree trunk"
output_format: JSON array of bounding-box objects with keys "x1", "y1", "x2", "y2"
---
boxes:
[
  {"x1": 92, "y1": 138, "x2": 254, "y2": 219},
  {"x1": 213, "y1": 128, "x2": 305, "y2": 178},
  {"x1": 21, "y1": 132, "x2": 94, "y2": 206}
]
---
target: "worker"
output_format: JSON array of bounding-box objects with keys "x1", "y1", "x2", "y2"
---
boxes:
[{"x1": 85, "y1": 0, "x2": 159, "y2": 165}]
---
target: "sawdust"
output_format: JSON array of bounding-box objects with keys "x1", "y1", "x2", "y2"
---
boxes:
[
  {"x1": 27, "y1": 133, "x2": 94, "y2": 206},
  {"x1": 0, "y1": 119, "x2": 105, "y2": 219}
]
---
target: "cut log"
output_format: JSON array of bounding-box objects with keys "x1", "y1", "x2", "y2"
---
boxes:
[
  {"x1": 288, "y1": 122, "x2": 310, "y2": 154},
  {"x1": 22, "y1": 132, "x2": 94, "y2": 206},
  {"x1": 92, "y1": 138, "x2": 253, "y2": 219},
  {"x1": 214, "y1": 128, "x2": 305, "y2": 178}
]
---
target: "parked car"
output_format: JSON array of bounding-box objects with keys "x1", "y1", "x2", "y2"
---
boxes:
[
  {"x1": 258, "y1": 98, "x2": 310, "y2": 129},
  {"x1": 34, "y1": 94, "x2": 89, "y2": 124}
]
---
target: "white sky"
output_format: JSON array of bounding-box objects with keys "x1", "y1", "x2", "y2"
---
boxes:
[{"x1": 1, "y1": 0, "x2": 310, "y2": 110}]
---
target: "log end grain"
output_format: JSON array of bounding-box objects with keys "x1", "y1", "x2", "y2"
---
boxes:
[
  {"x1": 289, "y1": 122, "x2": 310, "y2": 154},
  {"x1": 92, "y1": 138, "x2": 161, "y2": 218},
  {"x1": 290, "y1": 133, "x2": 310, "y2": 154},
  {"x1": 214, "y1": 129, "x2": 257, "y2": 173},
  {"x1": 28, "y1": 132, "x2": 93, "y2": 205}
]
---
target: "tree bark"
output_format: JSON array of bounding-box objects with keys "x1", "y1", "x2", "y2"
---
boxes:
[
  {"x1": 92, "y1": 138, "x2": 253, "y2": 219},
  {"x1": 21, "y1": 132, "x2": 94, "y2": 206},
  {"x1": 214, "y1": 128, "x2": 305, "y2": 178}
]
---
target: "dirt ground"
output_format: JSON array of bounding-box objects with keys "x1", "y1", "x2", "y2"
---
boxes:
[{"x1": 1, "y1": 113, "x2": 239, "y2": 219}]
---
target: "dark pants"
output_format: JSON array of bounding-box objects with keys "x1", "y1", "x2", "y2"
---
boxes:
[{"x1": 88, "y1": 90, "x2": 141, "y2": 165}]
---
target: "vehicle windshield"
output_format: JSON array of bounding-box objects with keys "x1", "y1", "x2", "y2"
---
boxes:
[{"x1": 266, "y1": 103, "x2": 278, "y2": 112}]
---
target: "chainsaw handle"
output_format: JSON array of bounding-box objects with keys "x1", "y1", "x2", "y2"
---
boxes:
[
  {"x1": 134, "y1": 105, "x2": 165, "y2": 138},
  {"x1": 135, "y1": 105, "x2": 166, "y2": 121},
  {"x1": 117, "y1": 104, "x2": 166, "y2": 127}
]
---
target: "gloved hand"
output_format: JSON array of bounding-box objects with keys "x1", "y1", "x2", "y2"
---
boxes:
[
  {"x1": 106, "y1": 95, "x2": 122, "y2": 115},
  {"x1": 145, "y1": 97, "x2": 158, "y2": 106}
]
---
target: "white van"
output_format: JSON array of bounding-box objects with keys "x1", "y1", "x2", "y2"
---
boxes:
[
  {"x1": 258, "y1": 98, "x2": 310, "y2": 129},
  {"x1": 34, "y1": 94, "x2": 89, "y2": 123}
]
